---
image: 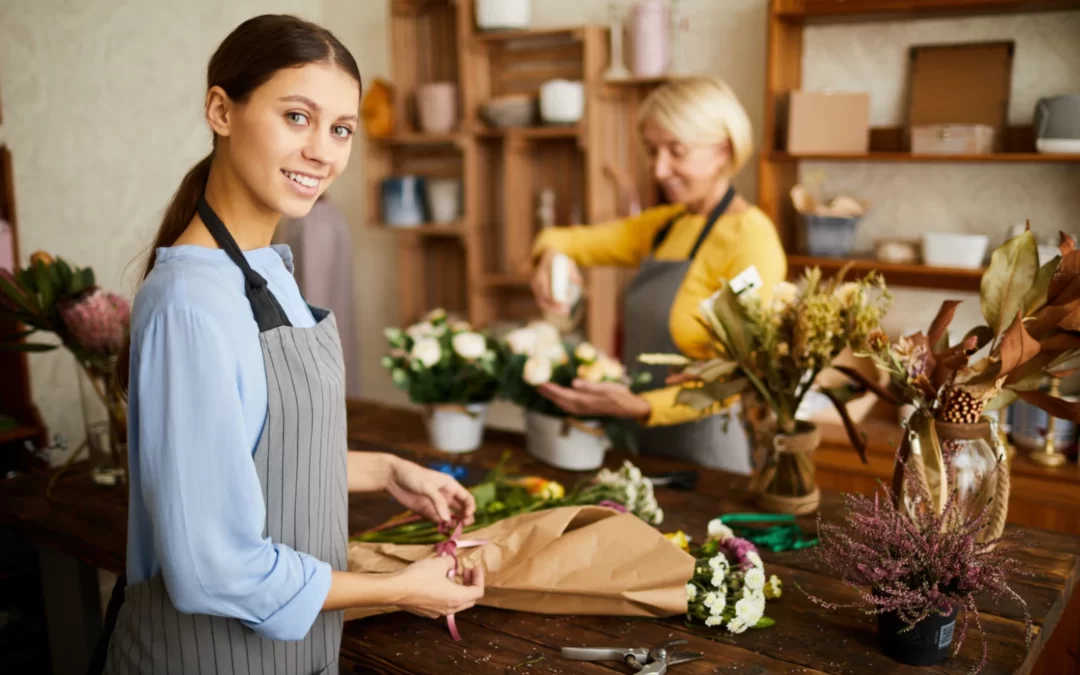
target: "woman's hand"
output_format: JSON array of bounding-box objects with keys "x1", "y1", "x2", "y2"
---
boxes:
[
  {"x1": 530, "y1": 248, "x2": 583, "y2": 316},
  {"x1": 537, "y1": 379, "x2": 651, "y2": 421},
  {"x1": 385, "y1": 458, "x2": 477, "y2": 526},
  {"x1": 393, "y1": 557, "x2": 485, "y2": 619}
]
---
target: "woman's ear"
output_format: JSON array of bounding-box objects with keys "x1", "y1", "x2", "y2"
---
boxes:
[
  {"x1": 205, "y1": 85, "x2": 233, "y2": 138},
  {"x1": 713, "y1": 139, "x2": 733, "y2": 178}
]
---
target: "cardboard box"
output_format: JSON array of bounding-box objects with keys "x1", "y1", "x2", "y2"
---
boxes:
[{"x1": 784, "y1": 91, "x2": 870, "y2": 155}]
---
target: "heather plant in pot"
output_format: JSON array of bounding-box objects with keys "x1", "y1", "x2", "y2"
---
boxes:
[
  {"x1": 641, "y1": 264, "x2": 891, "y2": 515},
  {"x1": 800, "y1": 464, "x2": 1032, "y2": 672},
  {"x1": 847, "y1": 226, "x2": 1080, "y2": 541}
]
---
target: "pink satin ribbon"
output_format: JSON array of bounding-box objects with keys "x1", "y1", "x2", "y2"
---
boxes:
[
  {"x1": 598, "y1": 500, "x2": 628, "y2": 513},
  {"x1": 435, "y1": 521, "x2": 487, "y2": 641}
]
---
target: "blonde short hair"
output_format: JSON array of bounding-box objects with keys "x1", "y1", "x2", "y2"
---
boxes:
[{"x1": 638, "y1": 76, "x2": 755, "y2": 175}]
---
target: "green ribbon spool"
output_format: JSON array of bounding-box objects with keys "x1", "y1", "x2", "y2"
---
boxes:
[{"x1": 719, "y1": 513, "x2": 818, "y2": 552}]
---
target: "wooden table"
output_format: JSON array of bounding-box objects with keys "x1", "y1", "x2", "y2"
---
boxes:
[{"x1": 2, "y1": 401, "x2": 1078, "y2": 675}]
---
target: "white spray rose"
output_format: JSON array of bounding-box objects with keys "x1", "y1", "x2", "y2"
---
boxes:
[
  {"x1": 686, "y1": 583, "x2": 697, "y2": 601},
  {"x1": 505, "y1": 328, "x2": 537, "y2": 355},
  {"x1": 705, "y1": 615, "x2": 723, "y2": 627},
  {"x1": 406, "y1": 321, "x2": 435, "y2": 340},
  {"x1": 410, "y1": 337, "x2": 441, "y2": 368},
  {"x1": 574, "y1": 342, "x2": 598, "y2": 364},
  {"x1": 452, "y1": 331, "x2": 487, "y2": 360},
  {"x1": 707, "y1": 518, "x2": 735, "y2": 542},
  {"x1": 744, "y1": 567, "x2": 766, "y2": 592},
  {"x1": 726, "y1": 617, "x2": 749, "y2": 634},
  {"x1": 523, "y1": 356, "x2": 553, "y2": 386},
  {"x1": 651, "y1": 508, "x2": 664, "y2": 526}
]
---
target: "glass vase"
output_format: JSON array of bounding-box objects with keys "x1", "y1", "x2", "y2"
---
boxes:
[
  {"x1": 936, "y1": 420, "x2": 1008, "y2": 534},
  {"x1": 750, "y1": 416, "x2": 822, "y2": 516},
  {"x1": 76, "y1": 356, "x2": 127, "y2": 486}
]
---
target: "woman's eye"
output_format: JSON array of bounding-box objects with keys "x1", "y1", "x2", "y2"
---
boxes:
[
  {"x1": 286, "y1": 111, "x2": 309, "y2": 125},
  {"x1": 332, "y1": 125, "x2": 353, "y2": 139},
  {"x1": 671, "y1": 145, "x2": 688, "y2": 158}
]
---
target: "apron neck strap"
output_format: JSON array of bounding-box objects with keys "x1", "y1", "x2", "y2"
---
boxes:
[
  {"x1": 196, "y1": 196, "x2": 292, "y2": 332},
  {"x1": 650, "y1": 185, "x2": 737, "y2": 259}
]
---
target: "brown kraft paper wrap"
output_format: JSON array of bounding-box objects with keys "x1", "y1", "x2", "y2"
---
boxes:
[{"x1": 344, "y1": 505, "x2": 694, "y2": 621}]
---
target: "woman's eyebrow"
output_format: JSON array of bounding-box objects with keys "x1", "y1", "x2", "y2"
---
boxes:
[{"x1": 280, "y1": 94, "x2": 358, "y2": 122}]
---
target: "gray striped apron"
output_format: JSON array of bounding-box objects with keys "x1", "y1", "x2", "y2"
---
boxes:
[
  {"x1": 624, "y1": 186, "x2": 753, "y2": 475},
  {"x1": 99, "y1": 197, "x2": 348, "y2": 674}
]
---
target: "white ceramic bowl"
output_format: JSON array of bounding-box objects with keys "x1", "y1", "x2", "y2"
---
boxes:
[
  {"x1": 539, "y1": 79, "x2": 585, "y2": 124},
  {"x1": 476, "y1": 0, "x2": 531, "y2": 31},
  {"x1": 921, "y1": 232, "x2": 989, "y2": 269}
]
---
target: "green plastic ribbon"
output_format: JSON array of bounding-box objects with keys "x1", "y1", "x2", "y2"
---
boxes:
[{"x1": 719, "y1": 513, "x2": 818, "y2": 552}]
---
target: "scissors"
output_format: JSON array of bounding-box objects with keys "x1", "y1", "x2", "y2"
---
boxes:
[{"x1": 561, "y1": 639, "x2": 703, "y2": 674}]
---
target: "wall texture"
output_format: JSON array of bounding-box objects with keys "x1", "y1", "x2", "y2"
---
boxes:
[{"x1": 1, "y1": 1, "x2": 1077, "y2": 451}]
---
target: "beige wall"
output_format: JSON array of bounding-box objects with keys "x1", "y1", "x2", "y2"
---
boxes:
[{"x1": 2, "y1": 1, "x2": 1077, "y2": 452}]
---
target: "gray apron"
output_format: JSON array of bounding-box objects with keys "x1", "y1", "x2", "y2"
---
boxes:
[
  {"x1": 623, "y1": 187, "x2": 753, "y2": 474},
  {"x1": 99, "y1": 197, "x2": 348, "y2": 674}
]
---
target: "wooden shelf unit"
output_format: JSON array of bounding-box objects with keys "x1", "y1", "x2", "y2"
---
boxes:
[
  {"x1": 759, "y1": 0, "x2": 1080, "y2": 291},
  {"x1": 0, "y1": 143, "x2": 47, "y2": 452},
  {"x1": 367, "y1": 0, "x2": 680, "y2": 355}
]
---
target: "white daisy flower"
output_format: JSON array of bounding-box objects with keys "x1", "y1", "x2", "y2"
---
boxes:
[
  {"x1": 651, "y1": 508, "x2": 664, "y2": 526},
  {"x1": 707, "y1": 518, "x2": 735, "y2": 542},
  {"x1": 703, "y1": 592, "x2": 718, "y2": 609},
  {"x1": 735, "y1": 595, "x2": 764, "y2": 626},
  {"x1": 708, "y1": 593, "x2": 727, "y2": 616},
  {"x1": 726, "y1": 617, "x2": 749, "y2": 634}
]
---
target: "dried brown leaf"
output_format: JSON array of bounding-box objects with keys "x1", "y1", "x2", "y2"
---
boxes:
[
  {"x1": 998, "y1": 311, "x2": 1041, "y2": 377},
  {"x1": 1060, "y1": 231, "x2": 1076, "y2": 257},
  {"x1": 1016, "y1": 389, "x2": 1080, "y2": 422},
  {"x1": 928, "y1": 300, "x2": 961, "y2": 350}
]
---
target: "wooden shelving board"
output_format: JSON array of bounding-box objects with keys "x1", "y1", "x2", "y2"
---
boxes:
[
  {"x1": 472, "y1": 25, "x2": 584, "y2": 44},
  {"x1": 374, "y1": 222, "x2": 466, "y2": 237},
  {"x1": 475, "y1": 125, "x2": 582, "y2": 140},
  {"x1": 774, "y1": 0, "x2": 1080, "y2": 23},
  {"x1": 0, "y1": 425, "x2": 38, "y2": 445},
  {"x1": 788, "y1": 254, "x2": 985, "y2": 291},
  {"x1": 369, "y1": 132, "x2": 462, "y2": 146}
]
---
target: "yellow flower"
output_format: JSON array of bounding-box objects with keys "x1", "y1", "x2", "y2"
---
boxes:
[
  {"x1": 664, "y1": 530, "x2": 691, "y2": 552},
  {"x1": 764, "y1": 574, "x2": 783, "y2": 599},
  {"x1": 512, "y1": 477, "x2": 565, "y2": 501},
  {"x1": 540, "y1": 480, "x2": 565, "y2": 501}
]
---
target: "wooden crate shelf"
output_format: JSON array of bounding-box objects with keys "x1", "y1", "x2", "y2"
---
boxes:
[
  {"x1": 475, "y1": 125, "x2": 582, "y2": 140},
  {"x1": 787, "y1": 255, "x2": 985, "y2": 291},
  {"x1": 758, "y1": 0, "x2": 1080, "y2": 287},
  {"x1": 369, "y1": 132, "x2": 463, "y2": 147},
  {"x1": 472, "y1": 26, "x2": 584, "y2": 45},
  {"x1": 374, "y1": 222, "x2": 466, "y2": 237}
]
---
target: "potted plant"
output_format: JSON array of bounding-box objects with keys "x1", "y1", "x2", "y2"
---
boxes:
[
  {"x1": 642, "y1": 265, "x2": 891, "y2": 514},
  {"x1": 848, "y1": 226, "x2": 1080, "y2": 541},
  {"x1": 383, "y1": 309, "x2": 502, "y2": 454},
  {"x1": 0, "y1": 251, "x2": 130, "y2": 485},
  {"x1": 498, "y1": 320, "x2": 649, "y2": 471},
  {"x1": 800, "y1": 463, "x2": 1032, "y2": 672}
]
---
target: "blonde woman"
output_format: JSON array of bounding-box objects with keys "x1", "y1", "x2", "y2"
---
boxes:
[{"x1": 530, "y1": 77, "x2": 786, "y2": 473}]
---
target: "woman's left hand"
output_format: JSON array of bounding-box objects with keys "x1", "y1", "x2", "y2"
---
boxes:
[
  {"x1": 538, "y1": 379, "x2": 651, "y2": 421},
  {"x1": 386, "y1": 458, "x2": 477, "y2": 526}
]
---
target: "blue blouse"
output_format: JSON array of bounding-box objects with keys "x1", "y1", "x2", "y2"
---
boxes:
[{"x1": 125, "y1": 243, "x2": 330, "y2": 641}]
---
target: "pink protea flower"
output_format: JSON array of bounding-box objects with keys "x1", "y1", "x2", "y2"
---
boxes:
[
  {"x1": 60, "y1": 289, "x2": 130, "y2": 355},
  {"x1": 720, "y1": 536, "x2": 758, "y2": 568}
]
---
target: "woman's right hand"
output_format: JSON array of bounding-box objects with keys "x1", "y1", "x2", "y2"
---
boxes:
[
  {"x1": 530, "y1": 248, "x2": 583, "y2": 316},
  {"x1": 394, "y1": 556, "x2": 485, "y2": 619}
]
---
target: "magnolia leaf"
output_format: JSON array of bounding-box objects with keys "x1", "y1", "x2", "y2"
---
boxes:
[
  {"x1": 1039, "y1": 332, "x2": 1080, "y2": 354},
  {"x1": 963, "y1": 325, "x2": 995, "y2": 351},
  {"x1": 959, "y1": 358, "x2": 1002, "y2": 387},
  {"x1": 822, "y1": 388, "x2": 868, "y2": 464},
  {"x1": 1059, "y1": 304, "x2": 1080, "y2": 332},
  {"x1": 712, "y1": 283, "x2": 753, "y2": 362},
  {"x1": 674, "y1": 378, "x2": 748, "y2": 410},
  {"x1": 830, "y1": 364, "x2": 902, "y2": 404},
  {"x1": 687, "y1": 358, "x2": 739, "y2": 382},
  {"x1": 1047, "y1": 350, "x2": 1080, "y2": 376},
  {"x1": 928, "y1": 300, "x2": 961, "y2": 350},
  {"x1": 981, "y1": 230, "x2": 1038, "y2": 336},
  {"x1": 1026, "y1": 298, "x2": 1080, "y2": 339},
  {"x1": 1048, "y1": 249, "x2": 1080, "y2": 305},
  {"x1": 1016, "y1": 389, "x2": 1080, "y2": 422},
  {"x1": 1005, "y1": 351, "x2": 1056, "y2": 390},
  {"x1": 34, "y1": 260, "x2": 55, "y2": 311},
  {"x1": 1061, "y1": 232, "x2": 1076, "y2": 256},
  {"x1": 998, "y1": 311, "x2": 1041, "y2": 377},
  {"x1": 984, "y1": 389, "x2": 1018, "y2": 411},
  {"x1": 1023, "y1": 256, "x2": 1059, "y2": 314}
]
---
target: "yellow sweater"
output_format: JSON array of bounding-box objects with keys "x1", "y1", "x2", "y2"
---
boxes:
[{"x1": 531, "y1": 203, "x2": 787, "y2": 428}]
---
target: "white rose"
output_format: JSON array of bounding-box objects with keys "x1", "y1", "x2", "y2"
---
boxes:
[
  {"x1": 574, "y1": 342, "x2": 598, "y2": 364},
  {"x1": 505, "y1": 328, "x2": 537, "y2": 355},
  {"x1": 600, "y1": 357, "x2": 626, "y2": 381},
  {"x1": 523, "y1": 356, "x2": 553, "y2": 386},
  {"x1": 528, "y1": 320, "x2": 562, "y2": 347},
  {"x1": 744, "y1": 567, "x2": 766, "y2": 592},
  {"x1": 452, "y1": 331, "x2": 487, "y2": 360},
  {"x1": 707, "y1": 518, "x2": 735, "y2": 541},
  {"x1": 539, "y1": 341, "x2": 568, "y2": 364},
  {"x1": 726, "y1": 617, "x2": 748, "y2": 634},
  {"x1": 734, "y1": 597, "x2": 760, "y2": 624},
  {"x1": 770, "y1": 281, "x2": 798, "y2": 309},
  {"x1": 745, "y1": 551, "x2": 763, "y2": 569},
  {"x1": 709, "y1": 593, "x2": 727, "y2": 616},
  {"x1": 703, "y1": 592, "x2": 719, "y2": 609},
  {"x1": 711, "y1": 572, "x2": 728, "y2": 589},
  {"x1": 406, "y1": 321, "x2": 435, "y2": 340},
  {"x1": 685, "y1": 583, "x2": 697, "y2": 601},
  {"x1": 709, "y1": 555, "x2": 729, "y2": 572},
  {"x1": 705, "y1": 615, "x2": 723, "y2": 627},
  {"x1": 410, "y1": 337, "x2": 441, "y2": 368}
]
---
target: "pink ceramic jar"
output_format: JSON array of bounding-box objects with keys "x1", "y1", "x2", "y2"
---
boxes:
[
  {"x1": 631, "y1": 0, "x2": 669, "y2": 78},
  {"x1": 416, "y1": 82, "x2": 458, "y2": 133}
]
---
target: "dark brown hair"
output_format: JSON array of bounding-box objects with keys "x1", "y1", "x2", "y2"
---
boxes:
[{"x1": 117, "y1": 14, "x2": 361, "y2": 392}]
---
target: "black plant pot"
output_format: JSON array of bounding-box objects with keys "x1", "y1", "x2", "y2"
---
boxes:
[{"x1": 878, "y1": 604, "x2": 958, "y2": 666}]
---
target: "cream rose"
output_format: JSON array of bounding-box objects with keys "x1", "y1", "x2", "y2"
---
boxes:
[
  {"x1": 523, "y1": 356, "x2": 553, "y2": 386},
  {"x1": 406, "y1": 321, "x2": 435, "y2": 340},
  {"x1": 452, "y1": 331, "x2": 487, "y2": 360},
  {"x1": 574, "y1": 342, "x2": 598, "y2": 364},
  {"x1": 505, "y1": 327, "x2": 538, "y2": 355},
  {"x1": 410, "y1": 337, "x2": 441, "y2": 368}
]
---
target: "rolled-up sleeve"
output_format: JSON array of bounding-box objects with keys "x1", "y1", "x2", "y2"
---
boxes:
[{"x1": 134, "y1": 304, "x2": 331, "y2": 641}]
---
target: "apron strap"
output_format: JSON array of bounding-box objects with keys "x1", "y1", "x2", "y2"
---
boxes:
[
  {"x1": 650, "y1": 185, "x2": 737, "y2": 259},
  {"x1": 196, "y1": 197, "x2": 292, "y2": 332}
]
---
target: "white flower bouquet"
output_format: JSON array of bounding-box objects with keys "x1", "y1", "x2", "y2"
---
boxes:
[
  {"x1": 497, "y1": 321, "x2": 649, "y2": 470},
  {"x1": 684, "y1": 518, "x2": 781, "y2": 633},
  {"x1": 383, "y1": 309, "x2": 503, "y2": 452}
]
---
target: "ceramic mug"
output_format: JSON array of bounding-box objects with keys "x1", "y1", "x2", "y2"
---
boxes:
[
  {"x1": 631, "y1": 0, "x2": 669, "y2": 77},
  {"x1": 426, "y1": 179, "x2": 462, "y2": 224},
  {"x1": 539, "y1": 79, "x2": 585, "y2": 124},
  {"x1": 416, "y1": 82, "x2": 458, "y2": 133},
  {"x1": 381, "y1": 176, "x2": 427, "y2": 227}
]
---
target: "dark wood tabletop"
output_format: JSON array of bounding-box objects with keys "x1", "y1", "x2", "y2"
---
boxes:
[{"x1": 2, "y1": 400, "x2": 1078, "y2": 675}]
